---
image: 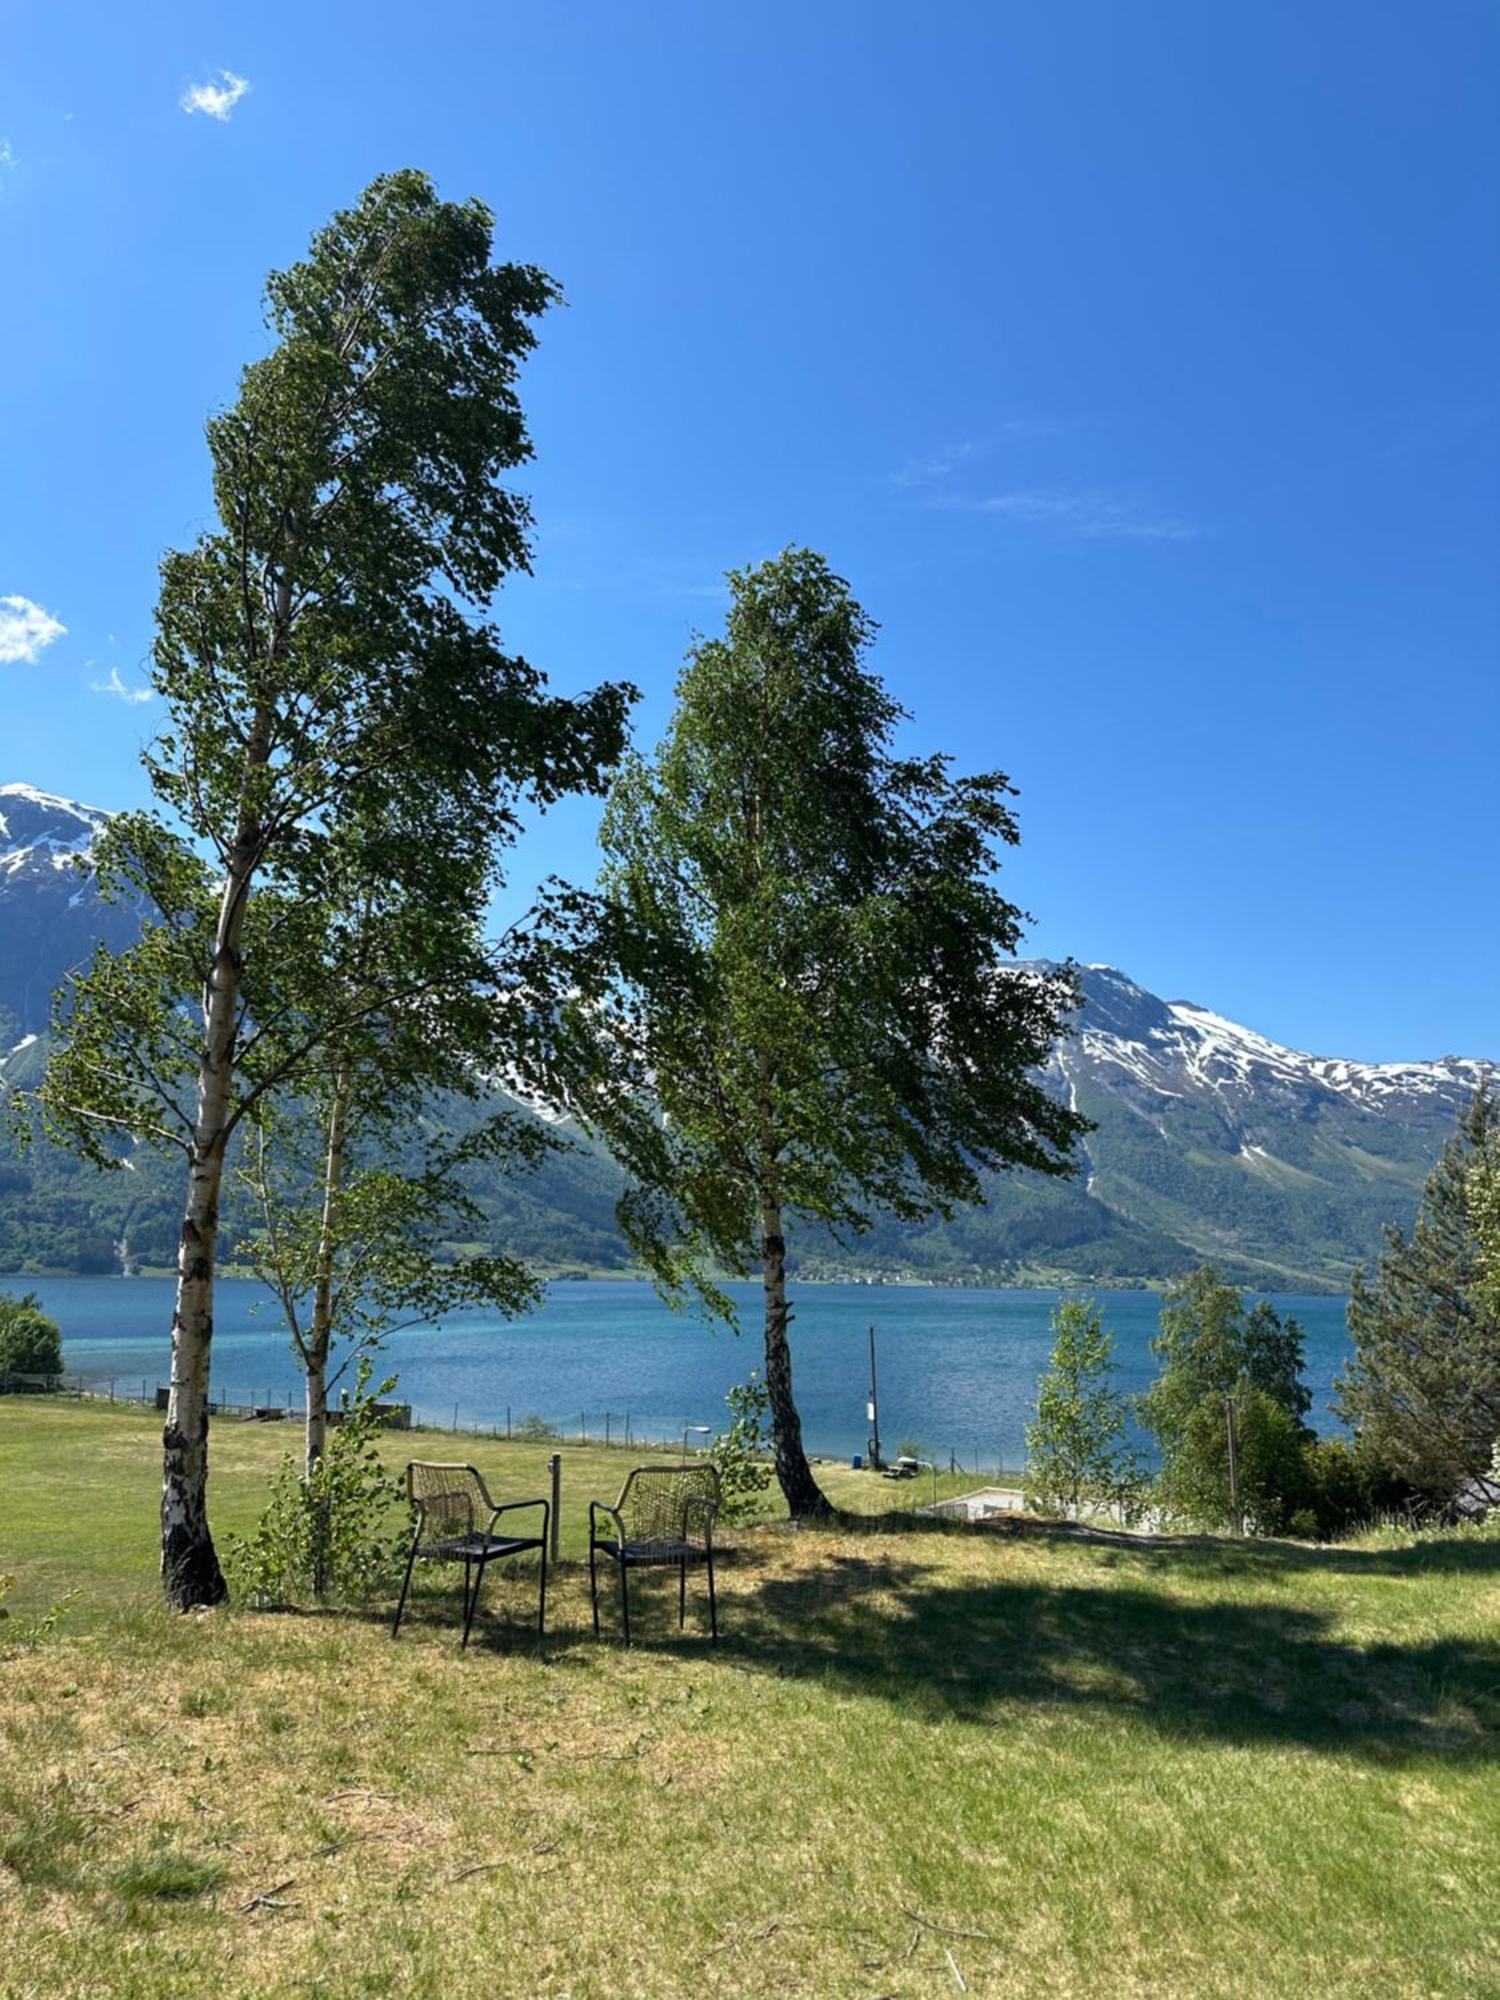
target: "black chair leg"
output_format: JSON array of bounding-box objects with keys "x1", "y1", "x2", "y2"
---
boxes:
[
  {"x1": 391, "y1": 1531, "x2": 419, "y2": 1639},
  {"x1": 537, "y1": 1542, "x2": 548, "y2": 1637},
  {"x1": 679, "y1": 1559, "x2": 687, "y2": 1629},
  {"x1": 589, "y1": 1543, "x2": 600, "y2": 1638},
  {"x1": 461, "y1": 1558, "x2": 485, "y2": 1650},
  {"x1": 618, "y1": 1557, "x2": 630, "y2": 1646},
  {"x1": 706, "y1": 1547, "x2": 717, "y2": 1643}
]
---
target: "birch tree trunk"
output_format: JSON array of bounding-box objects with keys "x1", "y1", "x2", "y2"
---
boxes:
[
  {"x1": 161, "y1": 704, "x2": 273, "y2": 1609},
  {"x1": 759, "y1": 1197, "x2": 832, "y2": 1518},
  {"x1": 305, "y1": 1058, "x2": 354, "y2": 1482}
]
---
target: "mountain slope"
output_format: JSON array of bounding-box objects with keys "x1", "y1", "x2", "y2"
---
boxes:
[
  {"x1": 0, "y1": 784, "x2": 1491, "y2": 1286},
  {"x1": 1041, "y1": 965, "x2": 1491, "y2": 1288},
  {"x1": 0, "y1": 785, "x2": 138, "y2": 1040}
]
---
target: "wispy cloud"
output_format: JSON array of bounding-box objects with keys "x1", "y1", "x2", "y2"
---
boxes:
[
  {"x1": 89, "y1": 664, "x2": 153, "y2": 706},
  {"x1": 893, "y1": 439, "x2": 993, "y2": 489},
  {"x1": 0, "y1": 139, "x2": 16, "y2": 174},
  {"x1": 0, "y1": 595, "x2": 66, "y2": 664},
  {"x1": 931, "y1": 488, "x2": 1199, "y2": 543},
  {"x1": 181, "y1": 70, "x2": 250, "y2": 121}
]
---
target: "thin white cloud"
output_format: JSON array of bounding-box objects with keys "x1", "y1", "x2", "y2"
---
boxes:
[
  {"x1": 932, "y1": 488, "x2": 1199, "y2": 543},
  {"x1": 893, "y1": 440, "x2": 993, "y2": 489},
  {"x1": 89, "y1": 665, "x2": 153, "y2": 706},
  {"x1": 181, "y1": 70, "x2": 250, "y2": 121},
  {"x1": 0, "y1": 595, "x2": 66, "y2": 664},
  {"x1": 0, "y1": 140, "x2": 16, "y2": 172}
]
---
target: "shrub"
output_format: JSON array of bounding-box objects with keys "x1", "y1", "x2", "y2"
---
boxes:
[
  {"x1": 709, "y1": 1373, "x2": 774, "y2": 1521},
  {"x1": 0, "y1": 1569, "x2": 76, "y2": 1651},
  {"x1": 511, "y1": 1413, "x2": 561, "y2": 1441},
  {"x1": 0, "y1": 1291, "x2": 63, "y2": 1380},
  {"x1": 224, "y1": 1359, "x2": 410, "y2": 1607}
]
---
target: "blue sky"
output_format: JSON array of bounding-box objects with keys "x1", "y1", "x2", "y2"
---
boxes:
[{"x1": 2, "y1": 2, "x2": 1495, "y2": 1063}]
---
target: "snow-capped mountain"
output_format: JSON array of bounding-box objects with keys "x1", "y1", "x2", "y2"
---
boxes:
[
  {"x1": 0, "y1": 784, "x2": 137, "y2": 1038},
  {"x1": 1032, "y1": 964, "x2": 1493, "y2": 1288}
]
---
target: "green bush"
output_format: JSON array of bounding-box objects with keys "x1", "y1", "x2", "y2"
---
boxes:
[
  {"x1": 224, "y1": 1359, "x2": 410, "y2": 1607},
  {"x1": 709, "y1": 1373, "x2": 774, "y2": 1521},
  {"x1": 511, "y1": 1413, "x2": 561, "y2": 1441},
  {"x1": 0, "y1": 1291, "x2": 63, "y2": 1379}
]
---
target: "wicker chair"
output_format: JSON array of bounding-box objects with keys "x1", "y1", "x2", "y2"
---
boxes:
[
  {"x1": 589, "y1": 1462, "x2": 720, "y2": 1644},
  {"x1": 391, "y1": 1462, "x2": 549, "y2": 1648}
]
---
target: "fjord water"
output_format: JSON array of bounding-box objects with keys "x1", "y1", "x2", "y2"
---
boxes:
[{"x1": 3, "y1": 1276, "x2": 1351, "y2": 1468}]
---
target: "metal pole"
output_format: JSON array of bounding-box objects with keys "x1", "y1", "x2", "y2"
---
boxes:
[
  {"x1": 548, "y1": 1451, "x2": 561, "y2": 1564},
  {"x1": 867, "y1": 1323, "x2": 882, "y2": 1471},
  {"x1": 605, "y1": 1411, "x2": 611, "y2": 1448},
  {"x1": 1225, "y1": 1394, "x2": 1242, "y2": 1535},
  {"x1": 507, "y1": 1405, "x2": 511, "y2": 1440}
]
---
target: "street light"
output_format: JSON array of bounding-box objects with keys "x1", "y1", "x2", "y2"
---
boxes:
[{"x1": 682, "y1": 1423, "x2": 712, "y2": 1457}]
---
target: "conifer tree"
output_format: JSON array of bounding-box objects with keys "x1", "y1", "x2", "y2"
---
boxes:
[{"x1": 1339, "y1": 1088, "x2": 1500, "y2": 1496}]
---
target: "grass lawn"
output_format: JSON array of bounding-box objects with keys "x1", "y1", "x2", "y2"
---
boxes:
[{"x1": 2, "y1": 1399, "x2": 1498, "y2": 1998}]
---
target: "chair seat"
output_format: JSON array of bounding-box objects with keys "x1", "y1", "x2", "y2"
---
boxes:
[
  {"x1": 418, "y1": 1532, "x2": 543, "y2": 1562},
  {"x1": 595, "y1": 1536, "x2": 707, "y2": 1566}
]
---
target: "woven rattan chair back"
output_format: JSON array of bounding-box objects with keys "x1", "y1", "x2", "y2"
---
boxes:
[
  {"x1": 406, "y1": 1462, "x2": 490, "y2": 1545},
  {"x1": 614, "y1": 1463, "x2": 721, "y2": 1545}
]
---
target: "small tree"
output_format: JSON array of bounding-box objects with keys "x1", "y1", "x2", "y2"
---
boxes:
[
  {"x1": 1024, "y1": 1297, "x2": 1141, "y2": 1519},
  {"x1": 33, "y1": 171, "x2": 629, "y2": 1607},
  {"x1": 1141, "y1": 1266, "x2": 1313, "y2": 1533},
  {"x1": 0, "y1": 1292, "x2": 63, "y2": 1380},
  {"x1": 1339, "y1": 1089, "x2": 1500, "y2": 1497},
  {"x1": 583, "y1": 549, "x2": 1084, "y2": 1517},
  {"x1": 710, "y1": 1373, "x2": 775, "y2": 1521},
  {"x1": 223, "y1": 1356, "x2": 409, "y2": 1608}
]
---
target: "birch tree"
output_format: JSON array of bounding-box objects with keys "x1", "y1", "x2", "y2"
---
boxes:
[
  {"x1": 33, "y1": 171, "x2": 629, "y2": 1606},
  {"x1": 584, "y1": 549, "x2": 1084, "y2": 1517}
]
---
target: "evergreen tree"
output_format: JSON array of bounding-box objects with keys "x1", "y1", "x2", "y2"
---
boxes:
[
  {"x1": 1024, "y1": 1297, "x2": 1141, "y2": 1518},
  {"x1": 1142, "y1": 1265, "x2": 1312, "y2": 1532},
  {"x1": 581, "y1": 548, "x2": 1085, "y2": 1517},
  {"x1": 1338, "y1": 1087, "x2": 1500, "y2": 1496}
]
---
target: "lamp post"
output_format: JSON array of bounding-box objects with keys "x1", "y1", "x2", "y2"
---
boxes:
[
  {"x1": 866, "y1": 1322, "x2": 882, "y2": 1471},
  {"x1": 682, "y1": 1423, "x2": 712, "y2": 1458}
]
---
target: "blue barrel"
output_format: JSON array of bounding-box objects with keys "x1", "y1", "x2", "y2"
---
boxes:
[{"x1": 851, "y1": 1453, "x2": 863, "y2": 1469}]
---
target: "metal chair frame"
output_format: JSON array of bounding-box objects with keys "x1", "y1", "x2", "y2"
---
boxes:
[
  {"x1": 589, "y1": 1462, "x2": 720, "y2": 1645},
  {"x1": 391, "y1": 1461, "x2": 549, "y2": 1649}
]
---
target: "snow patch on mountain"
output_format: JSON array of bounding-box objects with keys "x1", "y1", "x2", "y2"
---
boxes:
[{"x1": 1053, "y1": 966, "x2": 1492, "y2": 1119}]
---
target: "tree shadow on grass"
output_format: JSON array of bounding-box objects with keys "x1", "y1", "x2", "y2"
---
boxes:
[{"x1": 672, "y1": 1547, "x2": 1500, "y2": 1767}]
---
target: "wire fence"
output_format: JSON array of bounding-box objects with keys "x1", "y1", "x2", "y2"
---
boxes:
[{"x1": 0, "y1": 1373, "x2": 1022, "y2": 1477}]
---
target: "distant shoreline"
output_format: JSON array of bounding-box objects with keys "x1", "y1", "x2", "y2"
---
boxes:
[{"x1": 0, "y1": 1265, "x2": 1347, "y2": 1299}]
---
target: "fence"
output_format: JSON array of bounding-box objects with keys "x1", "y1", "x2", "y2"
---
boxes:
[{"x1": 0, "y1": 1375, "x2": 1022, "y2": 1477}]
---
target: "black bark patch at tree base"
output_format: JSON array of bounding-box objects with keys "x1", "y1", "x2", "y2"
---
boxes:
[{"x1": 161, "y1": 1525, "x2": 227, "y2": 1610}]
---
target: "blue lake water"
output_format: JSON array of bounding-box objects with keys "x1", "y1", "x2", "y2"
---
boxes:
[{"x1": 1, "y1": 1274, "x2": 1351, "y2": 1470}]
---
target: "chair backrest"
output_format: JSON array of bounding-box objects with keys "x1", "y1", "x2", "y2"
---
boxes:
[
  {"x1": 406, "y1": 1462, "x2": 491, "y2": 1541},
  {"x1": 615, "y1": 1463, "x2": 721, "y2": 1543}
]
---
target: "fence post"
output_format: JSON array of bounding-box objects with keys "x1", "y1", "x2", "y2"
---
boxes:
[
  {"x1": 581, "y1": 1411, "x2": 586, "y2": 1443},
  {"x1": 548, "y1": 1451, "x2": 561, "y2": 1564},
  {"x1": 605, "y1": 1411, "x2": 611, "y2": 1448},
  {"x1": 507, "y1": 1405, "x2": 511, "y2": 1440}
]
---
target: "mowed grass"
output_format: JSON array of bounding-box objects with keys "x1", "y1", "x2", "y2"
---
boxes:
[{"x1": 2, "y1": 1400, "x2": 1499, "y2": 1998}]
